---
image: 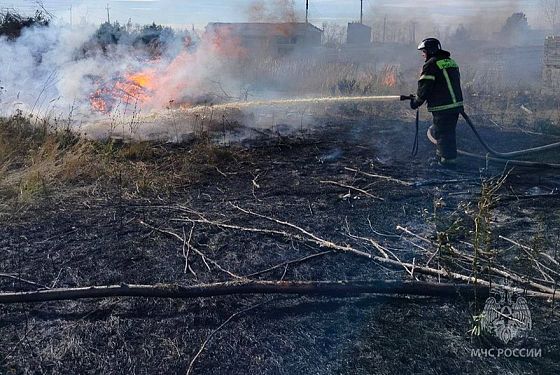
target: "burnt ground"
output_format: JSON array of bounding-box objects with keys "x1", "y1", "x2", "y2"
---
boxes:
[{"x1": 1, "y1": 112, "x2": 560, "y2": 374}]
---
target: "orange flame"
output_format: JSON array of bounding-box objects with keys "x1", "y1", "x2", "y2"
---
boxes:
[
  {"x1": 90, "y1": 92, "x2": 108, "y2": 113},
  {"x1": 89, "y1": 31, "x2": 248, "y2": 113},
  {"x1": 90, "y1": 70, "x2": 156, "y2": 113},
  {"x1": 128, "y1": 72, "x2": 155, "y2": 90},
  {"x1": 381, "y1": 65, "x2": 398, "y2": 88}
]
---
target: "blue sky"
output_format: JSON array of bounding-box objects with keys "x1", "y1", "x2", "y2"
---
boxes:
[{"x1": 0, "y1": 0, "x2": 544, "y2": 28}]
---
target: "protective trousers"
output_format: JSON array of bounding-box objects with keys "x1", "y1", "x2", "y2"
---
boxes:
[{"x1": 431, "y1": 110, "x2": 459, "y2": 159}]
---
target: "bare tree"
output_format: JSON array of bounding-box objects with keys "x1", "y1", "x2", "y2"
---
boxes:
[
  {"x1": 541, "y1": 0, "x2": 560, "y2": 34},
  {"x1": 322, "y1": 22, "x2": 345, "y2": 47}
]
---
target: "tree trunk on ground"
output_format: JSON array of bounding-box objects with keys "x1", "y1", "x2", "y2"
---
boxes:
[{"x1": 0, "y1": 280, "x2": 555, "y2": 304}]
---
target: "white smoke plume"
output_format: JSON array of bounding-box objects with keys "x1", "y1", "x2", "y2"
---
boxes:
[{"x1": 0, "y1": 19, "x2": 246, "y2": 132}]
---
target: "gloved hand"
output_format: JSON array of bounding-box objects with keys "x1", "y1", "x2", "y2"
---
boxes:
[{"x1": 409, "y1": 94, "x2": 421, "y2": 110}]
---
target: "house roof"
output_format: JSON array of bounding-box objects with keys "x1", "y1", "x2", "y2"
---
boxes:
[{"x1": 206, "y1": 22, "x2": 322, "y2": 37}]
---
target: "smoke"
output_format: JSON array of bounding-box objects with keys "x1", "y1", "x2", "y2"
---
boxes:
[
  {"x1": 365, "y1": 0, "x2": 540, "y2": 43},
  {"x1": 0, "y1": 23, "x2": 94, "y2": 116},
  {"x1": 0, "y1": 1, "x2": 549, "y2": 141},
  {"x1": 248, "y1": 0, "x2": 300, "y2": 23},
  {"x1": 0, "y1": 18, "x2": 250, "y2": 129}
]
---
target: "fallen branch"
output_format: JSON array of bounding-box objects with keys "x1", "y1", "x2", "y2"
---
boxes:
[
  {"x1": 397, "y1": 226, "x2": 557, "y2": 295},
  {"x1": 173, "y1": 205, "x2": 552, "y2": 296},
  {"x1": 0, "y1": 273, "x2": 49, "y2": 289},
  {"x1": 140, "y1": 221, "x2": 241, "y2": 279},
  {"x1": 182, "y1": 225, "x2": 197, "y2": 278},
  {"x1": 186, "y1": 299, "x2": 271, "y2": 375},
  {"x1": 1, "y1": 279, "x2": 555, "y2": 304},
  {"x1": 245, "y1": 251, "x2": 333, "y2": 278},
  {"x1": 344, "y1": 167, "x2": 413, "y2": 186},
  {"x1": 320, "y1": 180, "x2": 384, "y2": 200},
  {"x1": 250, "y1": 171, "x2": 263, "y2": 201},
  {"x1": 343, "y1": 218, "x2": 390, "y2": 259},
  {"x1": 229, "y1": 204, "x2": 374, "y2": 259},
  {"x1": 343, "y1": 226, "x2": 415, "y2": 277},
  {"x1": 542, "y1": 253, "x2": 560, "y2": 268},
  {"x1": 500, "y1": 235, "x2": 560, "y2": 269}
]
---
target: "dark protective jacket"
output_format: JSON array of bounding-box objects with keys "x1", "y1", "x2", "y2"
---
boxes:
[{"x1": 415, "y1": 50, "x2": 464, "y2": 112}]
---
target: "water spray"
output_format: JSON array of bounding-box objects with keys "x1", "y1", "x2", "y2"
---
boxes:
[
  {"x1": 179, "y1": 95, "x2": 403, "y2": 114},
  {"x1": 136, "y1": 95, "x2": 403, "y2": 122}
]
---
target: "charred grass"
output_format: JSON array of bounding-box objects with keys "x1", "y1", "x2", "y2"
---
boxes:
[{"x1": 1, "y1": 109, "x2": 560, "y2": 374}]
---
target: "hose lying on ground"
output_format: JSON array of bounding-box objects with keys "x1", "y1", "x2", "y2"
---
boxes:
[
  {"x1": 427, "y1": 126, "x2": 560, "y2": 169},
  {"x1": 460, "y1": 111, "x2": 560, "y2": 158},
  {"x1": 425, "y1": 111, "x2": 560, "y2": 169}
]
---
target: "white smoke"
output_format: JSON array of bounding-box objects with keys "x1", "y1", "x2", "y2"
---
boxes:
[
  {"x1": 0, "y1": 23, "x2": 93, "y2": 117},
  {"x1": 0, "y1": 20, "x2": 245, "y2": 131}
]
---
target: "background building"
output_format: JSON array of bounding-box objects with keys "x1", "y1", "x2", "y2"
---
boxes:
[
  {"x1": 347, "y1": 22, "x2": 371, "y2": 45},
  {"x1": 206, "y1": 22, "x2": 323, "y2": 57},
  {"x1": 543, "y1": 36, "x2": 560, "y2": 94}
]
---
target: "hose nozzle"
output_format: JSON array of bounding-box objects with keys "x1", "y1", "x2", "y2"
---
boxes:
[{"x1": 400, "y1": 95, "x2": 413, "y2": 101}]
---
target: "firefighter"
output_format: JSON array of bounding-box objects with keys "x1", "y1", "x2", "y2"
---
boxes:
[{"x1": 410, "y1": 38, "x2": 464, "y2": 167}]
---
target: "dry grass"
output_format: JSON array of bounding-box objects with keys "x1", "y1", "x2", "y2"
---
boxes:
[
  {"x1": 0, "y1": 114, "x2": 100, "y2": 202},
  {"x1": 0, "y1": 113, "x2": 241, "y2": 218},
  {"x1": 243, "y1": 57, "x2": 403, "y2": 96}
]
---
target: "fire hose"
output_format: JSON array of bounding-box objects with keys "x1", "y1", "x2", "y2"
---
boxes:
[
  {"x1": 399, "y1": 95, "x2": 560, "y2": 169},
  {"x1": 165, "y1": 93, "x2": 559, "y2": 168}
]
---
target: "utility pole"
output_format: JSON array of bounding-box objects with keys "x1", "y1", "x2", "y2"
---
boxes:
[
  {"x1": 69, "y1": 5, "x2": 72, "y2": 26},
  {"x1": 106, "y1": 3, "x2": 111, "y2": 24},
  {"x1": 383, "y1": 15, "x2": 387, "y2": 43},
  {"x1": 306, "y1": 0, "x2": 309, "y2": 24},
  {"x1": 360, "y1": 0, "x2": 363, "y2": 24}
]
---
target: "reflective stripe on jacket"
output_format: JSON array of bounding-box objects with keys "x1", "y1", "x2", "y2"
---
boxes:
[{"x1": 416, "y1": 50, "x2": 464, "y2": 112}]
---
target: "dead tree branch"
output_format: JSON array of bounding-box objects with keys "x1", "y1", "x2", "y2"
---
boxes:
[
  {"x1": 319, "y1": 180, "x2": 384, "y2": 200},
  {"x1": 229, "y1": 203, "x2": 374, "y2": 258},
  {"x1": 182, "y1": 225, "x2": 197, "y2": 278},
  {"x1": 172, "y1": 205, "x2": 554, "y2": 296},
  {"x1": 500, "y1": 235, "x2": 560, "y2": 270},
  {"x1": 0, "y1": 273, "x2": 49, "y2": 289},
  {"x1": 186, "y1": 299, "x2": 272, "y2": 375},
  {"x1": 0, "y1": 280, "x2": 554, "y2": 304},
  {"x1": 344, "y1": 167, "x2": 413, "y2": 186},
  {"x1": 397, "y1": 226, "x2": 557, "y2": 295},
  {"x1": 245, "y1": 251, "x2": 334, "y2": 278},
  {"x1": 140, "y1": 221, "x2": 242, "y2": 279}
]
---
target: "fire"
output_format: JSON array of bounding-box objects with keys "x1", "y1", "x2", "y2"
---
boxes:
[
  {"x1": 128, "y1": 72, "x2": 154, "y2": 89},
  {"x1": 89, "y1": 70, "x2": 156, "y2": 113},
  {"x1": 88, "y1": 31, "x2": 246, "y2": 114},
  {"x1": 90, "y1": 93, "x2": 108, "y2": 113},
  {"x1": 381, "y1": 65, "x2": 398, "y2": 88}
]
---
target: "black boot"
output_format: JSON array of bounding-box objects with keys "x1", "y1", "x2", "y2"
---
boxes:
[{"x1": 439, "y1": 157, "x2": 457, "y2": 169}]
